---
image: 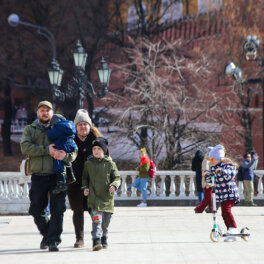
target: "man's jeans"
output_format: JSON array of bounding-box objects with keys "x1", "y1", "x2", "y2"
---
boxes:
[
  {"x1": 90, "y1": 210, "x2": 112, "y2": 239},
  {"x1": 132, "y1": 177, "x2": 149, "y2": 201},
  {"x1": 29, "y1": 174, "x2": 66, "y2": 244}
]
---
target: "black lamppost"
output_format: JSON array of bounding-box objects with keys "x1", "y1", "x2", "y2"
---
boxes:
[
  {"x1": 225, "y1": 35, "x2": 264, "y2": 162},
  {"x1": 8, "y1": 13, "x2": 64, "y2": 111},
  {"x1": 67, "y1": 40, "x2": 112, "y2": 111}
]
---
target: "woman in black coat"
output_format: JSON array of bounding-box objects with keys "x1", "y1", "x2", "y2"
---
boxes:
[
  {"x1": 192, "y1": 150, "x2": 205, "y2": 202},
  {"x1": 67, "y1": 109, "x2": 102, "y2": 248}
]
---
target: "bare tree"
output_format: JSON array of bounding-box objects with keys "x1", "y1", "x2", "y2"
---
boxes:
[{"x1": 110, "y1": 37, "x2": 222, "y2": 169}]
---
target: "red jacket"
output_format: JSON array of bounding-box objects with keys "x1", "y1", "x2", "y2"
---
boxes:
[{"x1": 138, "y1": 157, "x2": 151, "y2": 178}]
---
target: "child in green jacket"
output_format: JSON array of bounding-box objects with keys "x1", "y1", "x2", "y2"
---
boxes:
[{"x1": 82, "y1": 137, "x2": 121, "y2": 251}]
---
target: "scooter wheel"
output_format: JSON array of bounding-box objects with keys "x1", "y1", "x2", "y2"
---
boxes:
[
  {"x1": 241, "y1": 227, "x2": 250, "y2": 242},
  {"x1": 210, "y1": 230, "x2": 220, "y2": 242}
]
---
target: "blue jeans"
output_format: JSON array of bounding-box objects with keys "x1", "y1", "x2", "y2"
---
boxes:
[
  {"x1": 90, "y1": 210, "x2": 112, "y2": 239},
  {"x1": 198, "y1": 191, "x2": 204, "y2": 202},
  {"x1": 132, "y1": 177, "x2": 149, "y2": 201}
]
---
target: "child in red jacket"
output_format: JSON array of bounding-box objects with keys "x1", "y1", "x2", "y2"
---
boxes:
[{"x1": 132, "y1": 148, "x2": 151, "y2": 207}]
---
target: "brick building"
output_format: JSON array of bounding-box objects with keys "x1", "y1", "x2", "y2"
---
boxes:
[{"x1": 1, "y1": 0, "x2": 263, "y2": 167}]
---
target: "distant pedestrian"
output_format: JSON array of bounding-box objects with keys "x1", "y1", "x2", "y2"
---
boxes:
[
  {"x1": 132, "y1": 147, "x2": 151, "y2": 207},
  {"x1": 16, "y1": 106, "x2": 27, "y2": 126},
  {"x1": 192, "y1": 150, "x2": 204, "y2": 202},
  {"x1": 241, "y1": 152, "x2": 258, "y2": 206},
  {"x1": 250, "y1": 149, "x2": 259, "y2": 196},
  {"x1": 194, "y1": 147, "x2": 213, "y2": 213},
  {"x1": 206, "y1": 144, "x2": 240, "y2": 242},
  {"x1": 82, "y1": 137, "x2": 121, "y2": 251}
]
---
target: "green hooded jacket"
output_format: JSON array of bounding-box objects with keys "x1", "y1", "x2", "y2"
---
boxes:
[
  {"x1": 82, "y1": 155, "x2": 121, "y2": 213},
  {"x1": 20, "y1": 120, "x2": 77, "y2": 175}
]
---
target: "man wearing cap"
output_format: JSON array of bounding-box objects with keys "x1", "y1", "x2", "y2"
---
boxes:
[{"x1": 20, "y1": 101, "x2": 77, "y2": 252}]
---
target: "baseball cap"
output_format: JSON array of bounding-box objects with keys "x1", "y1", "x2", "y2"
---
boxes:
[{"x1": 37, "y1": 101, "x2": 53, "y2": 110}]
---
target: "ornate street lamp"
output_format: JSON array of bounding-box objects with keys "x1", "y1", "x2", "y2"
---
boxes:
[
  {"x1": 67, "y1": 40, "x2": 112, "y2": 111},
  {"x1": 225, "y1": 35, "x2": 264, "y2": 166},
  {"x1": 97, "y1": 57, "x2": 112, "y2": 98},
  {"x1": 8, "y1": 13, "x2": 64, "y2": 110},
  {"x1": 48, "y1": 61, "x2": 64, "y2": 103},
  {"x1": 243, "y1": 35, "x2": 260, "y2": 61},
  {"x1": 73, "y1": 40, "x2": 88, "y2": 69},
  {"x1": 224, "y1": 62, "x2": 244, "y2": 83}
]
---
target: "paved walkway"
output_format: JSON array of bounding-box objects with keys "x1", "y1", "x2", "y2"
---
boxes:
[{"x1": 0, "y1": 206, "x2": 263, "y2": 264}]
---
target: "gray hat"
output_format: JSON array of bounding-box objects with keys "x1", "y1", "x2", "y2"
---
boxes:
[
  {"x1": 209, "y1": 145, "x2": 225, "y2": 160},
  {"x1": 37, "y1": 100, "x2": 53, "y2": 109},
  {"x1": 74, "y1": 109, "x2": 92, "y2": 126}
]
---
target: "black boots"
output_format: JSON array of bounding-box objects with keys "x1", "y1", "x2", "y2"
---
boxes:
[
  {"x1": 66, "y1": 166, "x2": 76, "y2": 185},
  {"x1": 40, "y1": 237, "x2": 48, "y2": 250},
  {"x1": 101, "y1": 236, "x2": 108, "y2": 249},
  {"x1": 49, "y1": 242, "x2": 59, "y2": 252},
  {"x1": 93, "y1": 238, "x2": 102, "y2": 251}
]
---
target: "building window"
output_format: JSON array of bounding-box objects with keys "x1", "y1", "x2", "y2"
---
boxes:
[
  {"x1": 161, "y1": 0, "x2": 183, "y2": 23},
  {"x1": 198, "y1": 0, "x2": 222, "y2": 14},
  {"x1": 127, "y1": 2, "x2": 146, "y2": 30}
]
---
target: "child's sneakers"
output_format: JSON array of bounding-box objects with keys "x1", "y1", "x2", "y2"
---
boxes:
[
  {"x1": 52, "y1": 181, "x2": 68, "y2": 195},
  {"x1": 93, "y1": 238, "x2": 103, "y2": 251},
  {"x1": 224, "y1": 227, "x2": 238, "y2": 242},
  {"x1": 137, "y1": 201, "x2": 147, "y2": 207}
]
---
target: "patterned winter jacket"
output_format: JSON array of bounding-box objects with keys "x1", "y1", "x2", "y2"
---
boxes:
[{"x1": 206, "y1": 162, "x2": 239, "y2": 203}]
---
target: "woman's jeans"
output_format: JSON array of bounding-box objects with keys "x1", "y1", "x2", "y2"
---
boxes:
[{"x1": 132, "y1": 177, "x2": 149, "y2": 201}]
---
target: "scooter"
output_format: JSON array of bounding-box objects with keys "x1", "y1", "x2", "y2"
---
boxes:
[{"x1": 207, "y1": 172, "x2": 250, "y2": 242}]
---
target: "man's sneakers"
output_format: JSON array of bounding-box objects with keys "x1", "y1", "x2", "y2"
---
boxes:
[
  {"x1": 224, "y1": 228, "x2": 238, "y2": 242},
  {"x1": 137, "y1": 201, "x2": 147, "y2": 207}
]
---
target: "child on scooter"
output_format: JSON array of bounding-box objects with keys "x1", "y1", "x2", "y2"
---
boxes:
[{"x1": 205, "y1": 144, "x2": 240, "y2": 242}]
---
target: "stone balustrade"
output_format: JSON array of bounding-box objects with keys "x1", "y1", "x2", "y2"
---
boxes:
[{"x1": 1, "y1": 170, "x2": 264, "y2": 214}]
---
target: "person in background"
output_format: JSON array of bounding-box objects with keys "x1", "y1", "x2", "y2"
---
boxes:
[
  {"x1": 241, "y1": 152, "x2": 258, "y2": 206},
  {"x1": 194, "y1": 147, "x2": 213, "y2": 213},
  {"x1": 192, "y1": 150, "x2": 205, "y2": 202},
  {"x1": 20, "y1": 101, "x2": 77, "y2": 251},
  {"x1": 250, "y1": 149, "x2": 259, "y2": 196},
  {"x1": 82, "y1": 137, "x2": 121, "y2": 251},
  {"x1": 132, "y1": 148, "x2": 151, "y2": 207},
  {"x1": 67, "y1": 109, "x2": 102, "y2": 248}
]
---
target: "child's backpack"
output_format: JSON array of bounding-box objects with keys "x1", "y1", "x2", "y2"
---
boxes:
[
  {"x1": 236, "y1": 166, "x2": 244, "y2": 181},
  {"x1": 148, "y1": 160, "x2": 156, "y2": 178}
]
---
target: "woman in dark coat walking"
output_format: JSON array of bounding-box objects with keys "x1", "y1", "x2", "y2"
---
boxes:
[
  {"x1": 192, "y1": 150, "x2": 205, "y2": 202},
  {"x1": 67, "y1": 109, "x2": 102, "y2": 248}
]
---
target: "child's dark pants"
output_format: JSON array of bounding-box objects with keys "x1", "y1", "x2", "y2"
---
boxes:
[
  {"x1": 195, "y1": 187, "x2": 212, "y2": 213},
  {"x1": 221, "y1": 199, "x2": 237, "y2": 229}
]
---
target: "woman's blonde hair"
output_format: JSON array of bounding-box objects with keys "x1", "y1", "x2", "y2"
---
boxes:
[
  {"x1": 91, "y1": 126, "x2": 102, "y2": 138},
  {"x1": 221, "y1": 157, "x2": 238, "y2": 167}
]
